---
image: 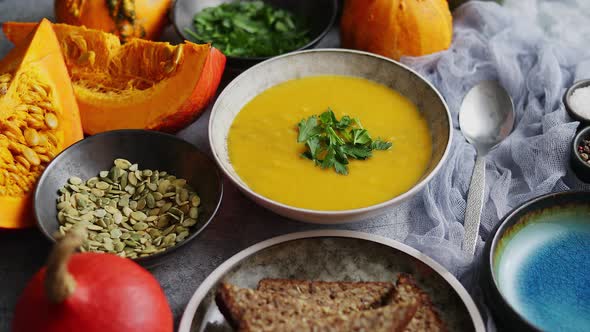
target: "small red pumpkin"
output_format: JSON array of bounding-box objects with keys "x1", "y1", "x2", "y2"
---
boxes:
[{"x1": 12, "y1": 230, "x2": 173, "y2": 332}]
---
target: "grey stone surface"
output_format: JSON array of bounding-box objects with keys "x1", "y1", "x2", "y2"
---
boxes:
[
  {"x1": 3, "y1": 1, "x2": 589, "y2": 331},
  {"x1": 0, "y1": 1, "x2": 396, "y2": 330}
]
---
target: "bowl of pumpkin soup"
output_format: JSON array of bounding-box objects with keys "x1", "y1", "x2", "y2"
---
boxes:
[{"x1": 209, "y1": 49, "x2": 452, "y2": 223}]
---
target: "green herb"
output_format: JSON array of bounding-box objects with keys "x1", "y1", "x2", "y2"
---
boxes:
[
  {"x1": 297, "y1": 108, "x2": 393, "y2": 175},
  {"x1": 184, "y1": 1, "x2": 310, "y2": 57}
]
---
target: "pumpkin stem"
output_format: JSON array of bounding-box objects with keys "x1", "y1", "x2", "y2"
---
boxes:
[{"x1": 44, "y1": 228, "x2": 86, "y2": 303}]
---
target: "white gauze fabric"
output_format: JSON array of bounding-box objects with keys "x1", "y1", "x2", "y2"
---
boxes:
[{"x1": 363, "y1": 0, "x2": 590, "y2": 328}]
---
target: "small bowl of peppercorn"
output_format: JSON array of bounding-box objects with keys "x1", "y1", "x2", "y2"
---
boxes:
[{"x1": 571, "y1": 126, "x2": 590, "y2": 182}]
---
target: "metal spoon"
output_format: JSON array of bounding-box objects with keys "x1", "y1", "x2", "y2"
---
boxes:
[{"x1": 459, "y1": 80, "x2": 514, "y2": 257}]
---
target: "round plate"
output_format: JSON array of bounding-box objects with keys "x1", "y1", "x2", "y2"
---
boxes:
[{"x1": 179, "y1": 230, "x2": 484, "y2": 332}]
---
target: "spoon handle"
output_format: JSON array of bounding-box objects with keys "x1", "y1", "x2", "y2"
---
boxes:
[{"x1": 462, "y1": 155, "x2": 486, "y2": 257}]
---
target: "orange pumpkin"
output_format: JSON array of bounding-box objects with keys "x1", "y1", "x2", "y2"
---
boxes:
[
  {"x1": 55, "y1": 0, "x2": 172, "y2": 41},
  {"x1": 3, "y1": 22, "x2": 226, "y2": 134},
  {"x1": 341, "y1": 0, "x2": 453, "y2": 60},
  {"x1": 0, "y1": 19, "x2": 84, "y2": 229}
]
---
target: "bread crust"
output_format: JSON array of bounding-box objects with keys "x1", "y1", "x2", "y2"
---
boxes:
[
  {"x1": 396, "y1": 274, "x2": 447, "y2": 332},
  {"x1": 215, "y1": 283, "x2": 246, "y2": 330}
]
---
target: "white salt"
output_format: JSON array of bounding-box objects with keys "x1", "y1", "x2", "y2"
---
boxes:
[{"x1": 570, "y1": 86, "x2": 590, "y2": 118}]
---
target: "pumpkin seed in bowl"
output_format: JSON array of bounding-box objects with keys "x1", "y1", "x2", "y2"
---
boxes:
[{"x1": 55, "y1": 159, "x2": 201, "y2": 259}]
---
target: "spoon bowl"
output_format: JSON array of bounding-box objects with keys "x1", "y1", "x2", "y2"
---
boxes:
[
  {"x1": 460, "y1": 81, "x2": 515, "y2": 154},
  {"x1": 459, "y1": 80, "x2": 514, "y2": 256}
]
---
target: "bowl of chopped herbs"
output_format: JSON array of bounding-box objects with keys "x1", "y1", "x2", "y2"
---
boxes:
[{"x1": 172, "y1": 0, "x2": 338, "y2": 70}]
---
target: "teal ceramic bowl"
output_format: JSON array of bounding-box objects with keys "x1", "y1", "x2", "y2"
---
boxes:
[{"x1": 482, "y1": 191, "x2": 590, "y2": 331}]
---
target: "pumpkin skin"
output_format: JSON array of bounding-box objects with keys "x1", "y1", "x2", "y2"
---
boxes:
[
  {"x1": 341, "y1": 0, "x2": 453, "y2": 60},
  {"x1": 55, "y1": 0, "x2": 172, "y2": 41},
  {"x1": 3, "y1": 22, "x2": 226, "y2": 134},
  {"x1": 12, "y1": 252, "x2": 173, "y2": 332},
  {"x1": 0, "y1": 19, "x2": 83, "y2": 229}
]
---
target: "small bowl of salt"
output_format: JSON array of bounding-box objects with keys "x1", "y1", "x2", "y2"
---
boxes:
[{"x1": 564, "y1": 79, "x2": 590, "y2": 124}]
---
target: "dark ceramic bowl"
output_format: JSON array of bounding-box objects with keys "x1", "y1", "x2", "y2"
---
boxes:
[
  {"x1": 563, "y1": 79, "x2": 590, "y2": 125},
  {"x1": 570, "y1": 126, "x2": 590, "y2": 183},
  {"x1": 34, "y1": 130, "x2": 223, "y2": 267},
  {"x1": 482, "y1": 191, "x2": 590, "y2": 331},
  {"x1": 172, "y1": 0, "x2": 338, "y2": 71}
]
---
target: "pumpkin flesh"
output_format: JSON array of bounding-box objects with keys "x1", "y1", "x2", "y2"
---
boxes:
[
  {"x1": 3, "y1": 23, "x2": 226, "y2": 134},
  {"x1": 54, "y1": 0, "x2": 172, "y2": 41},
  {"x1": 0, "y1": 19, "x2": 83, "y2": 228}
]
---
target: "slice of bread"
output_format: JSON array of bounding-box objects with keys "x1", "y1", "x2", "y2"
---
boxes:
[
  {"x1": 395, "y1": 274, "x2": 447, "y2": 332},
  {"x1": 217, "y1": 283, "x2": 380, "y2": 330},
  {"x1": 257, "y1": 279, "x2": 395, "y2": 313},
  {"x1": 216, "y1": 282, "x2": 419, "y2": 332},
  {"x1": 275, "y1": 293, "x2": 419, "y2": 332},
  {"x1": 258, "y1": 276, "x2": 447, "y2": 332}
]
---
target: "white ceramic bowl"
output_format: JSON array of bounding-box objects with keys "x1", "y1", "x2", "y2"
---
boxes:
[
  {"x1": 209, "y1": 49, "x2": 452, "y2": 224},
  {"x1": 179, "y1": 230, "x2": 485, "y2": 332}
]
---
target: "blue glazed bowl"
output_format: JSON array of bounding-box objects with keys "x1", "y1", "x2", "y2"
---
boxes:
[{"x1": 482, "y1": 191, "x2": 590, "y2": 331}]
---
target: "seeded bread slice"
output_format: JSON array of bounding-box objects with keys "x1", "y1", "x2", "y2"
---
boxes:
[
  {"x1": 395, "y1": 274, "x2": 447, "y2": 332},
  {"x1": 257, "y1": 279, "x2": 395, "y2": 313},
  {"x1": 257, "y1": 276, "x2": 447, "y2": 332},
  {"x1": 216, "y1": 282, "x2": 419, "y2": 332},
  {"x1": 267, "y1": 293, "x2": 420, "y2": 332},
  {"x1": 217, "y1": 283, "x2": 375, "y2": 330},
  {"x1": 217, "y1": 279, "x2": 394, "y2": 328}
]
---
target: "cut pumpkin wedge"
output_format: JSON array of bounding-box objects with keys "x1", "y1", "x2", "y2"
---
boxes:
[
  {"x1": 3, "y1": 22, "x2": 226, "y2": 134},
  {"x1": 0, "y1": 19, "x2": 83, "y2": 228}
]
